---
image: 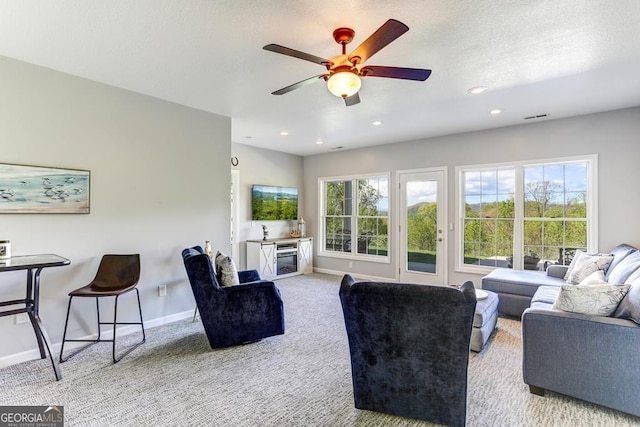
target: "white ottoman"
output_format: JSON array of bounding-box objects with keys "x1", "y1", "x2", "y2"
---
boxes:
[{"x1": 470, "y1": 290, "x2": 499, "y2": 352}]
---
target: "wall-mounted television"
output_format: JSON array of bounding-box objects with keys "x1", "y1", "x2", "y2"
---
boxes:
[{"x1": 252, "y1": 185, "x2": 298, "y2": 221}]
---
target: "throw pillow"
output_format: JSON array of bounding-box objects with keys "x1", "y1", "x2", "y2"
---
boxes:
[
  {"x1": 612, "y1": 283, "x2": 640, "y2": 324},
  {"x1": 553, "y1": 284, "x2": 630, "y2": 316},
  {"x1": 564, "y1": 251, "x2": 614, "y2": 285},
  {"x1": 577, "y1": 270, "x2": 607, "y2": 286},
  {"x1": 563, "y1": 250, "x2": 585, "y2": 280},
  {"x1": 215, "y1": 251, "x2": 240, "y2": 286}
]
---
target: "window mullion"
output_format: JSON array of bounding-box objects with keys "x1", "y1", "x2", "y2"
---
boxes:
[{"x1": 513, "y1": 166, "x2": 524, "y2": 270}]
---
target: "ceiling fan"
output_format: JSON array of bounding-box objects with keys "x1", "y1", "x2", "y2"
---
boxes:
[{"x1": 263, "y1": 19, "x2": 432, "y2": 106}]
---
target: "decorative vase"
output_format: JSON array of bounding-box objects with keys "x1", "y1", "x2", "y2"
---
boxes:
[
  {"x1": 204, "y1": 240, "x2": 213, "y2": 258},
  {"x1": 297, "y1": 218, "x2": 306, "y2": 238}
]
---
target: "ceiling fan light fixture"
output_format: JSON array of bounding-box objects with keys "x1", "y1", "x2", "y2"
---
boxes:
[{"x1": 327, "y1": 70, "x2": 361, "y2": 98}]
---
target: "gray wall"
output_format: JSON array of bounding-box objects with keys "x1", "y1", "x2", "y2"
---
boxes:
[
  {"x1": 231, "y1": 143, "x2": 304, "y2": 270},
  {"x1": 0, "y1": 56, "x2": 231, "y2": 363},
  {"x1": 304, "y1": 107, "x2": 640, "y2": 285}
]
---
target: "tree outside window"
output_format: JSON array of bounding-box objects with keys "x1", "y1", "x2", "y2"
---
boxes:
[
  {"x1": 322, "y1": 175, "x2": 389, "y2": 258},
  {"x1": 461, "y1": 159, "x2": 591, "y2": 271}
]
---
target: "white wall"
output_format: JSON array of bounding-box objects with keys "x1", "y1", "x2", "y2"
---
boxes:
[
  {"x1": 303, "y1": 107, "x2": 640, "y2": 285},
  {"x1": 231, "y1": 143, "x2": 304, "y2": 269},
  {"x1": 0, "y1": 56, "x2": 231, "y2": 362}
]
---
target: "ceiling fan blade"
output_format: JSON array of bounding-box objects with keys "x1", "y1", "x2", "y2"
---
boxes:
[
  {"x1": 344, "y1": 92, "x2": 361, "y2": 106},
  {"x1": 348, "y1": 19, "x2": 409, "y2": 65},
  {"x1": 361, "y1": 66, "x2": 432, "y2": 81},
  {"x1": 271, "y1": 75, "x2": 325, "y2": 95},
  {"x1": 263, "y1": 44, "x2": 329, "y2": 66}
]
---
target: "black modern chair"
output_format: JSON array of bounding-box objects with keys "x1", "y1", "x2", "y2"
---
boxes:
[
  {"x1": 59, "y1": 254, "x2": 145, "y2": 363},
  {"x1": 339, "y1": 274, "x2": 477, "y2": 427},
  {"x1": 181, "y1": 246, "x2": 284, "y2": 348}
]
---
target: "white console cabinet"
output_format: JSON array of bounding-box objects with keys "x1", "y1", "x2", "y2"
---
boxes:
[{"x1": 247, "y1": 237, "x2": 313, "y2": 280}]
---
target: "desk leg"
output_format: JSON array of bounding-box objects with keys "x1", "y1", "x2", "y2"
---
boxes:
[
  {"x1": 29, "y1": 314, "x2": 62, "y2": 380},
  {"x1": 30, "y1": 267, "x2": 62, "y2": 381},
  {"x1": 25, "y1": 269, "x2": 47, "y2": 359}
]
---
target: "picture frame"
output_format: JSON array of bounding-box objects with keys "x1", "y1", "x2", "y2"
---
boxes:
[{"x1": 0, "y1": 163, "x2": 90, "y2": 214}]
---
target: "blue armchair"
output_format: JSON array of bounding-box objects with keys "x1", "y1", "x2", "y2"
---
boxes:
[
  {"x1": 339, "y1": 275, "x2": 477, "y2": 427},
  {"x1": 181, "y1": 246, "x2": 284, "y2": 348}
]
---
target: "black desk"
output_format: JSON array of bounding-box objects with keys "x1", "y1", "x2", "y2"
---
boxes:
[{"x1": 0, "y1": 254, "x2": 70, "y2": 380}]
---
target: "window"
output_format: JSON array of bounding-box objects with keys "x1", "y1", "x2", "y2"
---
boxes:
[
  {"x1": 457, "y1": 156, "x2": 596, "y2": 272},
  {"x1": 320, "y1": 174, "x2": 389, "y2": 260}
]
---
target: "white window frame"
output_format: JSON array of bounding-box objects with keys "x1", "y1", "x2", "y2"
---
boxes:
[
  {"x1": 318, "y1": 172, "x2": 391, "y2": 263},
  {"x1": 455, "y1": 154, "x2": 598, "y2": 274}
]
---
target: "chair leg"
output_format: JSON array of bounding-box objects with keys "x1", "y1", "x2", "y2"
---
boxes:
[
  {"x1": 58, "y1": 297, "x2": 73, "y2": 363},
  {"x1": 60, "y1": 290, "x2": 145, "y2": 364},
  {"x1": 111, "y1": 288, "x2": 145, "y2": 363},
  {"x1": 192, "y1": 305, "x2": 199, "y2": 322},
  {"x1": 59, "y1": 296, "x2": 101, "y2": 363}
]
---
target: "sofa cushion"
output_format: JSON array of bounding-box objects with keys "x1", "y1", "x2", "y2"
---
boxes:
[
  {"x1": 564, "y1": 251, "x2": 614, "y2": 285},
  {"x1": 552, "y1": 284, "x2": 630, "y2": 316},
  {"x1": 605, "y1": 250, "x2": 640, "y2": 285},
  {"x1": 612, "y1": 281, "x2": 640, "y2": 324},
  {"x1": 604, "y1": 244, "x2": 638, "y2": 281},
  {"x1": 531, "y1": 286, "x2": 560, "y2": 305},
  {"x1": 482, "y1": 268, "x2": 564, "y2": 298},
  {"x1": 215, "y1": 251, "x2": 240, "y2": 286},
  {"x1": 625, "y1": 268, "x2": 640, "y2": 285}
]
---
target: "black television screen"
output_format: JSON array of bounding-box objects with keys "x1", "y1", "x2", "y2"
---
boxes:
[{"x1": 252, "y1": 185, "x2": 298, "y2": 221}]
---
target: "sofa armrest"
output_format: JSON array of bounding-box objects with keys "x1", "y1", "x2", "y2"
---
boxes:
[
  {"x1": 522, "y1": 307, "x2": 640, "y2": 416},
  {"x1": 546, "y1": 264, "x2": 568, "y2": 278}
]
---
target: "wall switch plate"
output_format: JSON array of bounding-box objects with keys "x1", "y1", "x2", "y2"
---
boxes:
[
  {"x1": 15, "y1": 313, "x2": 29, "y2": 325},
  {"x1": 158, "y1": 285, "x2": 167, "y2": 297}
]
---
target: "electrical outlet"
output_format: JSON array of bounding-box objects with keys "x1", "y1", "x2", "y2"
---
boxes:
[
  {"x1": 158, "y1": 285, "x2": 167, "y2": 297},
  {"x1": 15, "y1": 313, "x2": 29, "y2": 325}
]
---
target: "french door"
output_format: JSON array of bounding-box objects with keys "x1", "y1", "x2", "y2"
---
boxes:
[{"x1": 398, "y1": 169, "x2": 447, "y2": 284}]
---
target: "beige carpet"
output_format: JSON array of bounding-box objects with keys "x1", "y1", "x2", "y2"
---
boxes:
[{"x1": 0, "y1": 273, "x2": 638, "y2": 426}]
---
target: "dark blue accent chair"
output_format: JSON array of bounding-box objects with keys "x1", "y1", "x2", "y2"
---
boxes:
[
  {"x1": 181, "y1": 246, "x2": 284, "y2": 348},
  {"x1": 339, "y1": 274, "x2": 477, "y2": 427}
]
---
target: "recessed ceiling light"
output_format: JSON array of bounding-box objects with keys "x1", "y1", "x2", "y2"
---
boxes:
[
  {"x1": 316, "y1": 139, "x2": 323, "y2": 145},
  {"x1": 372, "y1": 120, "x2": 382, "y2": 126},
  {"x1": 490, "y1": 109, "x2": 503, "y2": 115},
  {"x1": 280, "y1": 131, "x2": 289, "y2": 136},
  {"x1": 468, "y1": 86, "x2": 488, "y2": 95}
]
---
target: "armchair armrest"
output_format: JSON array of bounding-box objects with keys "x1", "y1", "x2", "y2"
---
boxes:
[
  {"x1": 239, "y1": 269, "x2": 261, "y2": 283},
  {"x1": 546, "y1": 264, "x2": 568, "y2": 278}
]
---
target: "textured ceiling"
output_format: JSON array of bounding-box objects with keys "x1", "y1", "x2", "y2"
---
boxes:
[{"x1": 1, "y1": 0, "x2": 639, "y2": 156}]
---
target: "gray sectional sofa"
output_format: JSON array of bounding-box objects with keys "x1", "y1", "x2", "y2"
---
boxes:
[{"x1": 482, "y1": 244, "x2": 640, "y2": 417}]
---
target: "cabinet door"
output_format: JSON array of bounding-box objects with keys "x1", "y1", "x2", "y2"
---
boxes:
[
  {"x1": 259, "y1": 243, "x2": 277, "y2": 280},
  {"x1": 298, "y1": 239, "x2": 313, "y2": 274}
]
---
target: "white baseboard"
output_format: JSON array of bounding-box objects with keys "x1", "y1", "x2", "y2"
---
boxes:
[
  {"x1": 313, "y1": 267, "x2": 398, "y2": 283},
  {"x1": 0, "y1": 309, "x2": 194, "y2": 369}
]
